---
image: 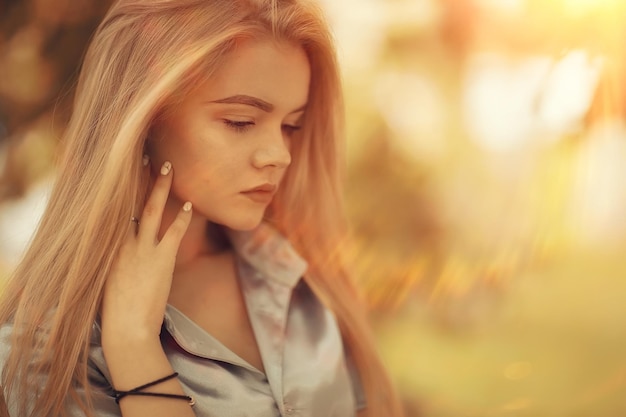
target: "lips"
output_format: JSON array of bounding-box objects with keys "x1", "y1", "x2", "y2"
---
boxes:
[
  {"x1": 241, "y1": 183, "x2": 277, "y2": 204},
  {"x1": 243, "y1": 183, "x2": 277, "y2": 193}
]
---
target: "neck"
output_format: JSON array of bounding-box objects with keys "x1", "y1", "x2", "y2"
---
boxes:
[{"x1": 159, "y1": 196, "x2": 229, "y2": 266}]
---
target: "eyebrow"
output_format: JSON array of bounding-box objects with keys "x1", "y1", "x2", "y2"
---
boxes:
[{"x1": 208, "y1": 95, "x2": 306, "y2": 113}]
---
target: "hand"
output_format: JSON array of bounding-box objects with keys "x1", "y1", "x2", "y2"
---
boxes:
[{"x1": 100, "y1": 159, "x2": 192, "y2": 346}]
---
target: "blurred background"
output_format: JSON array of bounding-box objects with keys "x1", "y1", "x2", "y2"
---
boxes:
[{"x1": 1, "y1": 0, "x2": 626, "y2": 415}]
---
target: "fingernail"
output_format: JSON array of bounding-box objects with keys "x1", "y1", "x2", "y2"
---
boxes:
[
  {"x1": 160, "y1": 161, "x2": 172, "y2": 175},
  {"x1": 183, "y1": 201, "x2": 192, "y2": 212},
  {"x1": 142, "y1": 154, "x2": 150, "y2": 166}
]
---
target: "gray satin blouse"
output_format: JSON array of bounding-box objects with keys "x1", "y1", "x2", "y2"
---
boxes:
[{"x1": 0, "y1": 223, "x2": 366, "y2": 416}]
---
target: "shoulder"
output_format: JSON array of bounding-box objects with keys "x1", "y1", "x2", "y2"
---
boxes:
[
  {"x1": 1, "y1": 319, "x2": 121, "y2": 416},
  {"x1": 0, "y1": 321, "x2": 13, "y2": 374},
  {"x1": 0, "y1": 321, "x2": 41, "y2": 416}
]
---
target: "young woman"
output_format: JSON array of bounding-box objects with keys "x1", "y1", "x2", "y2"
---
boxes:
[{"x1": 0, "y1": 1, "x2": 404, "y2": 416}]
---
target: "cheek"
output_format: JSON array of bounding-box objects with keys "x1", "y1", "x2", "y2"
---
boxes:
[
  {"x1": 152, "y1": 124, "x2": 251, "y2": 190},
  {"x1": 171, "y1": 154, "x2": 234, "y2": 196},
  {"x1": 156, "y1": 134, "x2": 206, "y2": 172},
  {"x1": 150, "y1": 115, "x2": 203, "y2": 161}
]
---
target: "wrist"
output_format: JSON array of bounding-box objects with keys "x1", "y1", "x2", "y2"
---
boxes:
[
  {"x1": 101, "y1": 322, "x2": 161, "y2": 348},
  {"x1": 101, "y1": 331, "x2": 162, "y2": 359},
  {"x1": 102, "y1": 337, "x2": 174, "y2": 392}
]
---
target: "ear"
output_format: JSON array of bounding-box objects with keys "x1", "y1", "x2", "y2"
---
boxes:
[{"x1": 143, "y1": 120, "x2": 160, "y2": 155}]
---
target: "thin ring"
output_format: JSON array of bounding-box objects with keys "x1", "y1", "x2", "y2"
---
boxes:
[{"x1": 130, "y1": 216, "x2": 140, "y2": 225}]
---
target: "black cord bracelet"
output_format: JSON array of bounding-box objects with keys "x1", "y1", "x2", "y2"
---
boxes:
[
  {"x1": 114, "y1": 391, "x2": 195, "y2": 405},
  {"x1": 112, "y1": 372, "x2": 195, "y2": 406}
]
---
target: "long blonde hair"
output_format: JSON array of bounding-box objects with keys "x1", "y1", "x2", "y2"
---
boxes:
[{"x1": 0, "y1": 1, "x2": 404, "y2": 416}]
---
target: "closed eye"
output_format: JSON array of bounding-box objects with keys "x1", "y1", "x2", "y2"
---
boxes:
[
  {"x1": 223, "y1": 119, "x2": 254, "y2": 133},
  {"x1": 282, "y1": 124, "x2": 302, "y2": 136}
]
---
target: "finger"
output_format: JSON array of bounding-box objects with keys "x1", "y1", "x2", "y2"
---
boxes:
[
  {"x1": 138, "y1": 160, "x2": 173, "y2": 242},
  {"x1": 159, "y1": 201, "x2": 193, "y2": 252}
]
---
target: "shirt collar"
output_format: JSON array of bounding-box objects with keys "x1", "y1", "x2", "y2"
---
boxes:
[{"x1": 226, "y1": 222, "x2": 308, "y2": 289}]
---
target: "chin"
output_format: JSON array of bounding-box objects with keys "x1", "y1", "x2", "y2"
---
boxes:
[{"x1": 220, "y1": 213, "x2": 265, "y2": 231}]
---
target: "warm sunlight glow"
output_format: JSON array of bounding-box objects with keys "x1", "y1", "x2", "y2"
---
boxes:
[{"x1": 562, "y1": 0, "x2": 622, "y2": 15}]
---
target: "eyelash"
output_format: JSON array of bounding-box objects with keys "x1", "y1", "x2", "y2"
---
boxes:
[
  {"x1": 223, "y1": 120, "x2": 254, "y2": 133},
  {"x1": 282, "y1": 125, "x2": 302, "y2": 136},
  {"x1": 222, "y1": 120, "x2": 302, "y2": 135}
]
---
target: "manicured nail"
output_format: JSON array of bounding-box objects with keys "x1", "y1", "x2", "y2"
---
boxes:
[
  {"x1": 142, "y1": 154, "x2": 150, "y2": 166},
  {"x1": 183, "y1": 201, "x2": 192, "y2": 212},
  {"x1": 160, "y1": 161, "x2": 172, "y2": 175}
]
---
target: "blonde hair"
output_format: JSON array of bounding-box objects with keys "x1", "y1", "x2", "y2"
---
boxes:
[{"x1": 0, "y1": 1, "x2": 404, "y2": 416}]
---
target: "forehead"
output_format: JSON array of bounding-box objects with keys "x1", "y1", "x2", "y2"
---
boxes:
[{"x1": 191, "y1": 38, "x2": 311, "y2": 110}]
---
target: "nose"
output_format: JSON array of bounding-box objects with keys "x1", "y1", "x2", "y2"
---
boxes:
[{"x1": 251, "y1": 129, "x2": 292, "y2": 169}]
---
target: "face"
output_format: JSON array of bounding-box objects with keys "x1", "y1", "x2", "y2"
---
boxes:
[{"x1": 149, "y1": 37, "x2": 311, "y2": 230}]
